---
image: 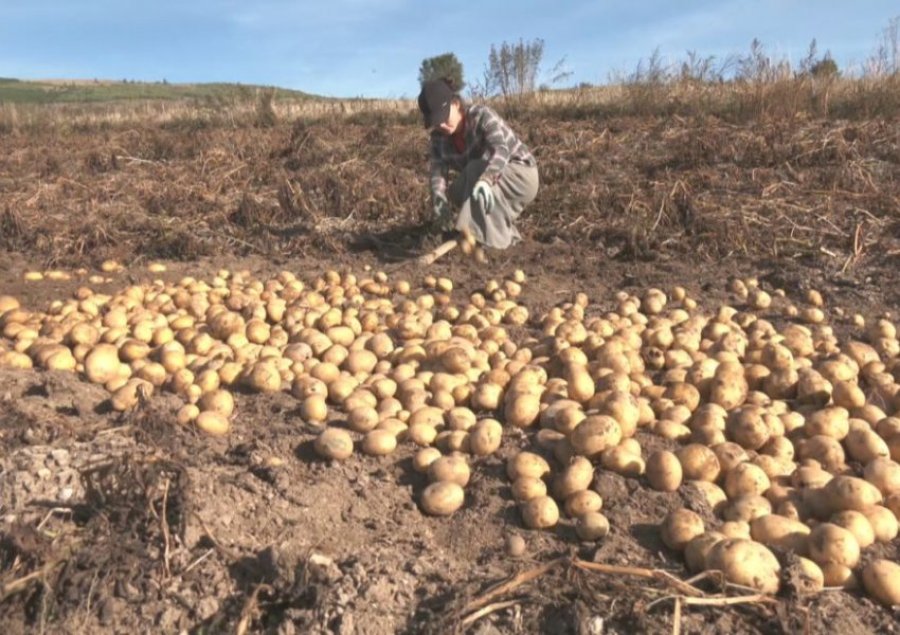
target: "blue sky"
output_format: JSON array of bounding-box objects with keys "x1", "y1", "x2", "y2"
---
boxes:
[{"x1": 1, "y1": 1, "x2": 897, "y2": 98}]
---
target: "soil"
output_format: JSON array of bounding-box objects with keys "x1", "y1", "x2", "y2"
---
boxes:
[{"x1": 1, "y1": 110, "x2": 900, "y2": 633}]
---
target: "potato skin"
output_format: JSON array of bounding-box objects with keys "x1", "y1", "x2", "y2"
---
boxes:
[
  {"x1": 575, "y1": 512, "x2": 610, "y2": 541},
  {"x1": 646, "y1": 450, "x2": 682, "y2": 492},
  {"x1": 660, "y1": 509, "x2": 705, "y2": 551},
  {"x1": 314, "y1": 428, "x2": 353, "y2": 459},
  {"x1": 862, "y1": 559, "x2": 900, "y2": 607},
  {"x1": 676, "y1": 444, "x2": 721, "y2": 482},
  {"x1": 808, "y1": 523, "x2": 861, "y2": 568},
  {"x1": 196, "y1": 411, "x2": 231, "y2": 437},
  {"x1": 507, "y1": 452, "x2": 551, "y2": 480},
  {"x1": 750, "y1": 514, "x2": 810, "y2": 554},
  {"x1": 569, "y1": 415, "x2": 623, "y2": 458},
  {"x1": 554, "y1": 456, "x2": 594, "y2": 499},
  {"x1": 706, "y1": 538, "x2": 780, "y2": 594},
  {"x1": 420, "y1": 481, "x2": 465, "y2": 516},
  {"x1": 520, "y1": 496, "x2": 560, "y2": 529},
  {"x1": 823, "y1": 476, "x2": 882, "y2": 513}
]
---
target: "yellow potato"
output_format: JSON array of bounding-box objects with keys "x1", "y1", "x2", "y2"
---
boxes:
[
  {"x1": 705, "y1": 538, "x2": 780, "y2": 594},
  {"x1": 862, "y1": 559, "x2": 900, "y2": 607},
  {"x1": 749, "y1": 514, "x2": 810, "y2": 554},
  {"x1": 314, "y1": 427, "x2": 354, "y2": 460},
  {"x1": 520, "y1": 496, "x2": 560, "y2": 529},
  {"x1": 575, "y1": 512, "x2": 610, "y2": 541},
  {"x1": 660, "y1": 508, "x2": 704, "y2": 551},
  {"x1": 196, "y1": 411, "x2": 230, "y2": 436},
  {"x1": 420, "y1": 481, "x2": 465, "y2": 516},
  {"x1": 646, "y1": 450, "x2": 682, "y2": 492},
  {"x1": 808, "y1": 523, "x2": 861, "y2": 568}
]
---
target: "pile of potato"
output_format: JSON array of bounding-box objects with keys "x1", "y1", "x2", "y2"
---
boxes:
[{"x1": 2, "y1": 267, "x2": 900, "y2": 606}]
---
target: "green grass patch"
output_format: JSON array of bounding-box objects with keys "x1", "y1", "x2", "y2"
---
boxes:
[{"x1": 0, "y1": 79, "x2": 320, "y2": 104}]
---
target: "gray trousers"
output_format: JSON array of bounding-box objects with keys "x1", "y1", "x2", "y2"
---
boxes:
[{"x1": 447, "y1": 160, "x2": 539, "y2": 249}]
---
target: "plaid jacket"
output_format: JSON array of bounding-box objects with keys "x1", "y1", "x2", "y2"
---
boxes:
[{"x1": 429, "y1": 103, "x2": 536, "y2": 196}]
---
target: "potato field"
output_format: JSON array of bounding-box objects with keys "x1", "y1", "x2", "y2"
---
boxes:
[{"x1": 1, "y1": 107, "x2": 900, "y2": 634}]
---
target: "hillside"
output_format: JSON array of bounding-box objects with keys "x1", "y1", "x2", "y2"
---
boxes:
[{"x1": 0, "y1": 77, "x2": 318, "y2": 104}]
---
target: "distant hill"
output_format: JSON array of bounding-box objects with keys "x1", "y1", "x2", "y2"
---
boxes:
[{"x1": 0, "y1": 78, "x2": 321, "y2": 104}]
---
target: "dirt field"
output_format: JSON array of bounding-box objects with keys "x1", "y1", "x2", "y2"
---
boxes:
[{"x1": 1, "y1": 110, "x2": 900, "y2": 634}]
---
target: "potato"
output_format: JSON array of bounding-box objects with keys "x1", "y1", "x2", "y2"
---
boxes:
[
  {"x1": 504, "y1": 391, "x2": 541, "y2": 428},
  {"x1": 598, "y1": 391, "x2": 641, "y2": 437},
  {"x1": 820, "y1": 563, "x2": 858, "y2": 589},
  {"x1": 245, "y1": 361, "x2": 282, "y2": 393},
  {"x1": 832, "y1": 380, "x2": 866, "y2": 409},
  {"x1": 428, "y1": 455, "x2": 470, "y2": 486},
  {"x1": 723, "y1": 494, "x2": 772, "y2": 523},
  {"x1": 506, "y1": 451, "x2": 551, "y2": 481},
  {"x1": 397, "y1": 419, "x2": 433, "y2": 446},
  {"x1": 724, "y1": 462, "x2": 771, "y2": 499},
  {"x1": 750, "y1": 514, "x2": 811, "y2": 554},
  {"x1": 705, "y1": 539, "x2": 780, "y2": 594},
  {"x1": 858, "y1": 460, "x2": 899, "y2": 502},
  {"x1": 565, "y1": 490, "x2": 603, "y2": 517},
  {"x1": 726, "y1": 406, "x2": 771, "y2": 450},
  {"x1": 686, "y1": 480, "x2": 728, "y2": 514},
  {"x1": 822, "y1": 475, "x2": 883, "y2": 512},
  {"x1": 830, "y1": 510, "x2": 875, "y2": 549},
  {"x1": 712, "y1": 442, "x2": 749, "y2": 473},
  {"x1": 805, "y1": 406, "x2": 849, "y2": 440},
  {"x1": 412, "y1": 447, "x2": 442, "y2": 473},
  {"x1": 863, "y1": 505, "x2": 899, "y2": 542},
  {"x1": 646, "y1": 450, "x2": 682, "y2": 492},
  {"x1": 653, "y1": 419, "x2": 692, "y2": 442},
  {"x1": 861, "y1": 559, "x2": 900, "y2": 607},
  {"x1": 512, "y1": 476, "x2": 548, "y2": 502},
  {"x1": 797, "y1": 435, "x2": 846, "y2": 472},
  {"x1": 408, "y1": 406, "x2": 444, "y2": 427},
  {"x1": 760, "y1": 435, "x2": 795, "y2": 463},
  {"x1": 420, "y1": 481, "x2": 465, "y2": 516},
  {"x1": 708, "y1": 365, "x2": 748, "y2": 410},
  {"x1": 520, "y1": 496, "x2": 560, "y2": 529},
  {"x1": 176, "y1": 404, "x2": 200, "y2": 425},
  {"x1": 796, "y1": 369, "x2": 832, "y2": 407},
  {"x1": 845, "y1": 426, "x2": 889, "y2": 463},
  {"x1": 600, "y1": 446, "x2": 646, "y2": 477},
  {"x1": 84, "y1": 343, "x2": 121, "y2": 384},
  {"x1": 569, "y1": 415, "x2": 622, "y2": 458},
  {"x1": 195, "y1": 411, "x2": 230, "y2": 436},
  {"x1": 110, "y1": 379, "x2": 153, "y2": 412},
  {"x1": 362, "y1": 429, "x2": 397, "y2": 456},
  {"x1": 676, "y1": 444, "x2": 721, "y2": 482},
  {"x1": 575, "y1": 512, "x2": 610, "y2": 541},
  {"x1": 554, "y1": 456, "x2": 594, "y2": 499},
  {"x1": 300, "y1": 395, "x2": 328, "y2": 424},
  {"x1": 660, "y1": 508, "x2": 704, "y2": 551},
  {"x1": 793, "y1": 557, "x2": 825, "y2": 594},
  {"x1": 468, "y1": 418, "x2": 503, "y2": 456},
  {"x1": 314, "y1": 427, "x2": 354, "y2": 460},
  {"x1": 564, "y1": 362, "x2": 595, "y2": 404},
  {"x1": 347, "y1": 406, "x2": 380, "y2": 433},
  {"x1": 544, "y1": 400, "x2": 586, "y2": 434},
  {"x1": 720, "y1": 520, "x2": 751, "y2": 539},
  {"x1": 684, "y1": 531, "x2": 725, "y2": 573},
  {"x1": 808, "y1": 523, "x2": 860, "y2": 568}
]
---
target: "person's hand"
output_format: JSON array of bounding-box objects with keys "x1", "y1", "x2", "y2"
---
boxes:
[
  {"x1": 472, "y1": 180, "x2": 494, "y2": 215},
  {"x1": 432, "y1": 192, "x2": 452, "y2": 227}
]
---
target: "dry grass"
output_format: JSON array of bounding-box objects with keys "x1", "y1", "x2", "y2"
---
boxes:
[{"x1": 0, "y1": 108, "x2": 897, "y2": 272}]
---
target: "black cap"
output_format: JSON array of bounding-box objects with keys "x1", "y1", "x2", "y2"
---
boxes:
[{"x1": 417, "y1": 79, "x2": 453, "y2": 129}]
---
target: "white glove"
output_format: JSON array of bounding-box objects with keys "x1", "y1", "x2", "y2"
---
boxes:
[{"x1": 472, "y1": 180, "x2": 494, "y2": 215}]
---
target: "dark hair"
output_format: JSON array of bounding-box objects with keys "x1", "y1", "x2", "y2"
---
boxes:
[{"x1": 440, "y1": 77, "x2": 464, "y2": 107}]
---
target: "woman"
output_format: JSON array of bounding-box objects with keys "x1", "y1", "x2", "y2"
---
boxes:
[{"x1": 417, "y1": 78, "x2": 539, "y2": 249}]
